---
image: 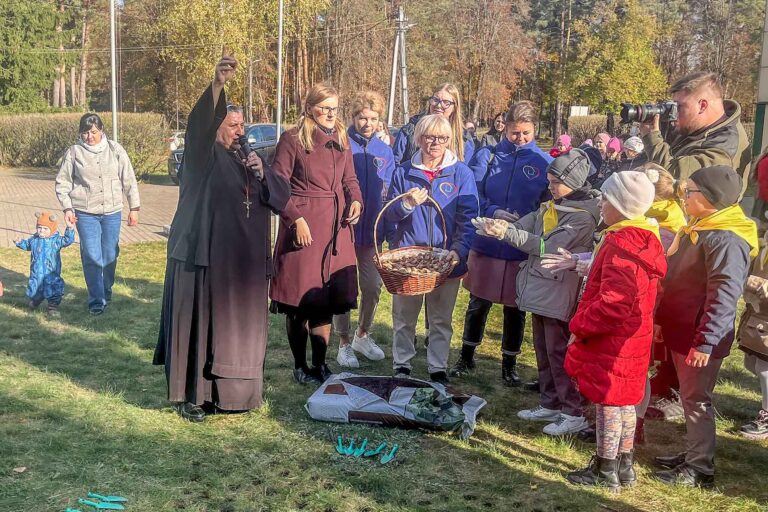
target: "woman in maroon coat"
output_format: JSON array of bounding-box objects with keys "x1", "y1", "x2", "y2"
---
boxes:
[{"x1": 270, "y1": 83, "x2": 363, "y2": 385}]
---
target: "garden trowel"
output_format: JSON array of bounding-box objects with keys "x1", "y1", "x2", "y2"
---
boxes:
[
  {"x1": 77, "y1": 498, "x2": 125, "y2": 510},
  {"x1": 87, "y1": 493, "x2": 127, "y2": 503},
  {"x1": 380, "y1": 443, "x2": 399, "y2": 464},
  {"x1": 352, "y1": 438, "x2": 368, "y2": 457}
]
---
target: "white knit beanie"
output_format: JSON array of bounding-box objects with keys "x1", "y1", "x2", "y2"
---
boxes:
[
  {"x1": 624, "y1": 136, "x2": 644, "y2": 153},
  {"x1": 601, "y1": 171, "x2": 656, "y2": 219}
]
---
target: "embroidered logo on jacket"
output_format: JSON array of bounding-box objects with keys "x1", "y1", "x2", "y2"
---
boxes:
[
  {"x1": 523, "y1": 165, "x2": 541, "y2": 180},
  {"x1": 438, "y1": 182, "x2": 458, "y2": 198}
]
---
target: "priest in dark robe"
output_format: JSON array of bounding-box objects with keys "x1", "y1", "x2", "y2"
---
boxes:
[{"x1": 154, "y1": 51, "x2": 290, "y2": 422}]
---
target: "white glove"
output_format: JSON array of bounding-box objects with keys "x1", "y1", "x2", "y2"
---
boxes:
[
  {"x1": 471, "y1": 217, "x2": 508, "y2": 240},
  {"x1": 576, "y1": 259, "x2": 592, "y2": 277},
  {"x1": 540, "y1": 248, "x2": 578, "y2": 273}
]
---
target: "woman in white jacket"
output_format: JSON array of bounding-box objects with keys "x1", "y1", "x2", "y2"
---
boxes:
[{"x1": 55, "y1": 113, "x2": 141, "y2": 315}]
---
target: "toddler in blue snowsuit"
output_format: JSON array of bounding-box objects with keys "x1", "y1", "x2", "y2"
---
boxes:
[{"x1": 14, "y1": 212, "x2": 75, "y2": 315}]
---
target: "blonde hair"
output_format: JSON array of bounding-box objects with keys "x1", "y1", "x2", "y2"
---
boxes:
[
  {"x1": 429, "y1": 83, "x2": 465, "y2": 161},
  {"x1": 414, "y1": 114, "x2": 452, "y2": 144},
  {"x1": 297, "y1": 83, "x2": 347, "y2": 151},
  {"x1": 350, "y1": 91, "x2": 386, "y2": 119},
  {"x1": 640, "y1": 162, "x2": 677, "y2": 201}
]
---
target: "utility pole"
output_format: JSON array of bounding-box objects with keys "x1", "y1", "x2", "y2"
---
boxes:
[
  {"x1": 387, "y1": 9, "x2": 401, "y2": 127},
  {"x1": 276, "y1": 0, "x2": 284, "y2": 136},
  {"x1": 248, "y1": 55, "x2": 254, "y2": 124},
  {"x1": 398, "y1": 6, "x2": 410, "y2": 125},
  {"x1": 754, "y1": 0, "x2": 768, "y2": 158},
  {"x1": 387, "y1": 6, "x2": 413, "y2": 126},
  {"x1": 109, "y1": 0, "x2": 118, "y2": 141},
  {"x1": 175, "y1": 66, "x2": 179, "y2": 131}
]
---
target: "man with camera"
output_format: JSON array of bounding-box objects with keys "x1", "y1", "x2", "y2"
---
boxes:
[{"x1": 639, "y1": 71, "x2": 751, "y2": 188}]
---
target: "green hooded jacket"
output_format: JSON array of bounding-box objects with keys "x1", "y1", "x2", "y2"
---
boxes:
[{"x1": 642, "y1": 99, "x2": 751, "y2": 195}]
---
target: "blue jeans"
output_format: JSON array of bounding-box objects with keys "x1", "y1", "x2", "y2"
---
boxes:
[{"x1": 75, "y1": 210, "x2": 122, "y2": 309}]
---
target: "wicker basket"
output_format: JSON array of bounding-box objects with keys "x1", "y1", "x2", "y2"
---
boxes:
[{"x1": 374, "y1": 193, "x2": 454, "y2": 296}]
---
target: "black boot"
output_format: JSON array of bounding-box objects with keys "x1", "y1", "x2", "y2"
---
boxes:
[
  {"x1": 523, "y1": 380, "x2": 540, "y2": 392},
  {"x1": 618, "y1": 451, "x2": 637, "y2": 487},
  {"x1": 310, "y1": 364, "x2": 334, "y2": 383},
  {"x1": 567, "y1": 455, "x2": 621, "y2": 493},
  {"x1": 174, "y1": 402, "x2": 206, "y2": 422},
  {"x1": 501, "y1": 355, "x2": 521, "y2": 386}
]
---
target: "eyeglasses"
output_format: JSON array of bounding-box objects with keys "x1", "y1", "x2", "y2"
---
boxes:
[
  {"x1": 684, "y1": 188, "x2": 702, "y2": 197},
  {"x1": 429, "y1": 96, "x2": 455, "y2": 108},
  {"x1": 422, "y1": 135, "x2": 449, "y2": 144},
  {"x1": 315, "y1": 106, "x2": 339, "y2": 115}
]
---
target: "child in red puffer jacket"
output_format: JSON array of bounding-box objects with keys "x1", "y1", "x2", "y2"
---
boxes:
[{"x1": 564, "y1": 170, "x2": 667, "y2": 493}]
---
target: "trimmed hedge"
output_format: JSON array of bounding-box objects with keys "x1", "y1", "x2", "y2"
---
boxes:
[
  {"x1": 566, "y1": 115, "x2": 607, "y2": 146},
  {"x1": 0, "y1": 112, "x2": 168, "y2": 177}
]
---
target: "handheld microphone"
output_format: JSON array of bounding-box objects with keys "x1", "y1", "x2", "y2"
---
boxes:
[{"x1": 237, "y1": 135, "x2": 263, "y2": 179}]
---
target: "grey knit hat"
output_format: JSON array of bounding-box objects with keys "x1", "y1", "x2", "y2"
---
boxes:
[{"x1": 547, "y1": 148, "x2": 591, "y2": 190}]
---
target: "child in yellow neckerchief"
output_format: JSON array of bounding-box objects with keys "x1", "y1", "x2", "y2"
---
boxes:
[
  {"x1": 473, "y1": 149, "x2": 600, "y2": 437},
  {"x1": 655, "y1": 165, "x2": 757, "y2": 488},
  {"x1": 640, "y1": 163, "x2": 686, "y2": 251}
]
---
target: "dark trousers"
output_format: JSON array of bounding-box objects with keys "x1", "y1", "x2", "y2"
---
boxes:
[
  {"x1": 650, "y1": 356, "x2": 680, "y2": 398},
  {"x1": 462, "y1": 294, "x2": 525, "y2": 356},
  {"x1": 672, "y1": 351, "x2": 723, "y2": 475},
  {"x1": 532, "y1": 313, "x2": 582, "y2": 416}
]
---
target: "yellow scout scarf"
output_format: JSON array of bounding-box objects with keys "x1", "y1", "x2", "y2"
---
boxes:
[
  {"x1": 541, "y1": 200, "x2": 587, "y2": 235},
  {"x1": 666, "y1": 204, "x2": 759, "y2": 258},
  {"x1": 593, "y1": 216, "x2": 661, "y2": 258},
  {"x1": 646, "y1": 200, "x2": 686, "y2": 234}
]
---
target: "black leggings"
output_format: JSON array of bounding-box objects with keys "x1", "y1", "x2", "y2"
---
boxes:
[
  {"x1": 462, "y1": 294, "x2": 525, "y2": 356},
  {"x1": 286, "y1": 311, "x2": 333, "y2": 370}
]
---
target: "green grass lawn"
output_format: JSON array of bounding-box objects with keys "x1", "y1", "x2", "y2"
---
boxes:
[{"x1": 1, "y1": 242, "x2": 767, "y2": 512}]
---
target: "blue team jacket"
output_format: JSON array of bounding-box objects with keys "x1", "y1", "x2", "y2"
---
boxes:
[
  {"x1": 348, "y1": 126, "x2": 396, "y2": 248},
  {"x1": 385, "y1": 151, "x2": 479, "y2": 278},
  {"x1": 16, "y1": 228, "x2": 75, "y2": 299},
  {"x1": 469, "y1": 138, "x2": 553, "y2": 261}
]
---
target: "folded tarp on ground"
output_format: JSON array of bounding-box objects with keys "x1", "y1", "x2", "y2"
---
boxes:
[{"x1": 305, "y1": 373, "x2": 487, "y2": 439}]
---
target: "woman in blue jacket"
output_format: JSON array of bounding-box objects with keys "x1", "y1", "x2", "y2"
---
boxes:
[
  {"x1": 333, "y1": 91, "x2": 395, "y2": 369},
  {"x1": 451, "y1": 101, "x2": 552, "y2": 385},
  {"x1": 385, "y1": 114, "x2": 479, "y2": 384}
]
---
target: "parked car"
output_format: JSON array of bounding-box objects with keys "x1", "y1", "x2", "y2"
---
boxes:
[
  {"x1": 167, "y1": 123, "x2": 283, "y2": 185},
  {"x1": 168, "y1": 131, "x2": 185, "y2": 151}
]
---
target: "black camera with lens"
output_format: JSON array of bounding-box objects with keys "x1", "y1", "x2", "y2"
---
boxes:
[{"x1": 620, "y1": 101, "x2": 678, "y2": 124}]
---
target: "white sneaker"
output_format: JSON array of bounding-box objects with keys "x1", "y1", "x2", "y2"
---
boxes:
[
  {"x1": 351, "y1": 333, "x2": 385, "y2": 361},
  {"x1": 542, "y1": 413, "x2": 589, "y2": 436},
  {"x1": 517, "y1": 405, "x2": 561, "y2": 422},
  {"x1": 336, "y1": 344, "x2": 359, "y2": 368}
]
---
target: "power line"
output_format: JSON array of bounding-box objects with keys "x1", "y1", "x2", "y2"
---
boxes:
[{"x1": 0, "y1": 22, "x2": 394, "y2": 54}]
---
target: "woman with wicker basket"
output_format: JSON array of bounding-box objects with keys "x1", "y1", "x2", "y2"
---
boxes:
[
  {"x1": 270, "y1": 83, "x2": 364, "y2": 386},
  {"x1": 451, "y1": 102, "x2": 553, "y2": 386},
  {"x1": 384, "y1": 114, "x2": 479, "y2": 385}
]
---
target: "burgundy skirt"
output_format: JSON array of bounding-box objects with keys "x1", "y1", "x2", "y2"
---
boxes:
[{"x1": 462, "y1": 250, "x2": 522, "y2": 306}]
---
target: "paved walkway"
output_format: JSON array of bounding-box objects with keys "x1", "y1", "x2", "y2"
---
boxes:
[{"x1": 0, "y1": 167, "x2": 178, "y2": 248}]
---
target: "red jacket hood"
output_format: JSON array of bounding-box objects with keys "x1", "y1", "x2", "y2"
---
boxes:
[{"x1": 603, "y1": 226, "x2": 667, "y2": 279}]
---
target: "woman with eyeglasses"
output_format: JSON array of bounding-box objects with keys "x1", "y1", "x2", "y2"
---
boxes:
[
  {"x1": 270, "y1": 83, "x2": 364, "y2": 385},
  {"x1": 55, "y1": 113, "x2": 141, "y2": 315},
  {"x1": 393, "y1": 83, "x2": 475, "y2": 166},
  {"x1": 385, "y1": 114, "x2": 479, "y2": 384}
]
